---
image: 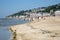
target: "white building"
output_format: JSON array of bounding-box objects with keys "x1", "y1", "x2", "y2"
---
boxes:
[
  {"x1": 19, "y1": 15, "x2": 25, "y2": 19},
  {"x1": 43, "y1": 13, "x2": 50, "y2": 16},
  {"x1": 55, "y1": 10, "x2": 60, "y2": 16}
]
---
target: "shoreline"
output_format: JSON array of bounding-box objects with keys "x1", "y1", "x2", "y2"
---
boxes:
[{"x1": 9, "y1": 16, "x2": 60, "y2": 40}]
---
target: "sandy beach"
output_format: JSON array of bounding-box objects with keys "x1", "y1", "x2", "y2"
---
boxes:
[{"x1": 10, "y1": 16, "x2": 60, "y2": 40}]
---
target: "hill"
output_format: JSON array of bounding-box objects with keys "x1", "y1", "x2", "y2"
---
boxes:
[{"x1": 7, "y1": 3, "x2": 60, "y2": 17}]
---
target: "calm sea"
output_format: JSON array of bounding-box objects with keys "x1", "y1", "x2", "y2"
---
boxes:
[{"x1": 0, "y1": 18, "x2": 29, "y2": 40}]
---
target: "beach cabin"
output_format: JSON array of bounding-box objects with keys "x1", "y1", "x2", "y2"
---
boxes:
[
  {"x1": 19, "y1": 15, "x2": 25, "y2": 19},
  {"x1": 43, "y1": 12, "x2": 50, "y2": 17},
  {"x1": 15, "y1": 15, "x2": 19, "y2": 19},
  {"x1": 55, "y1": 10, "x2": 60, "y2": 16}
]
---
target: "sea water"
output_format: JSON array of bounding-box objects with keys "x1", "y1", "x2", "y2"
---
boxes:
[{"x1": 0, "y1": 18, "x2": 29, "y2": 40}]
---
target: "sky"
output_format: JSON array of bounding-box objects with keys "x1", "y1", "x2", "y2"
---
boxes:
[{"x1": 0, "y1": 0, "x2": 60, "y2": 18}]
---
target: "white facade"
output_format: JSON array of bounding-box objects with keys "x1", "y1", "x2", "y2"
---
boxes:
[
  {"x1": 55, "y1": 10, "x2": 60, "y2": 16},
  {"x1": 19, "y1": 15, "x2": 25, "y2": 19},
  {"x1": 15, "y1": 15, "x2": 19, "y2": 18},
  {"x1": 25, "y1": 12, "x2": 50, "y2": 17},
  {"x1": 43, "y1": 13, "x2": 50, "y2": 16}
]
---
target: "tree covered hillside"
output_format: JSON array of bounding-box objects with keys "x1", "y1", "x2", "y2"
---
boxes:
[{"x1": 7, "y1": 3, "x2": 60, "y2": 17}]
